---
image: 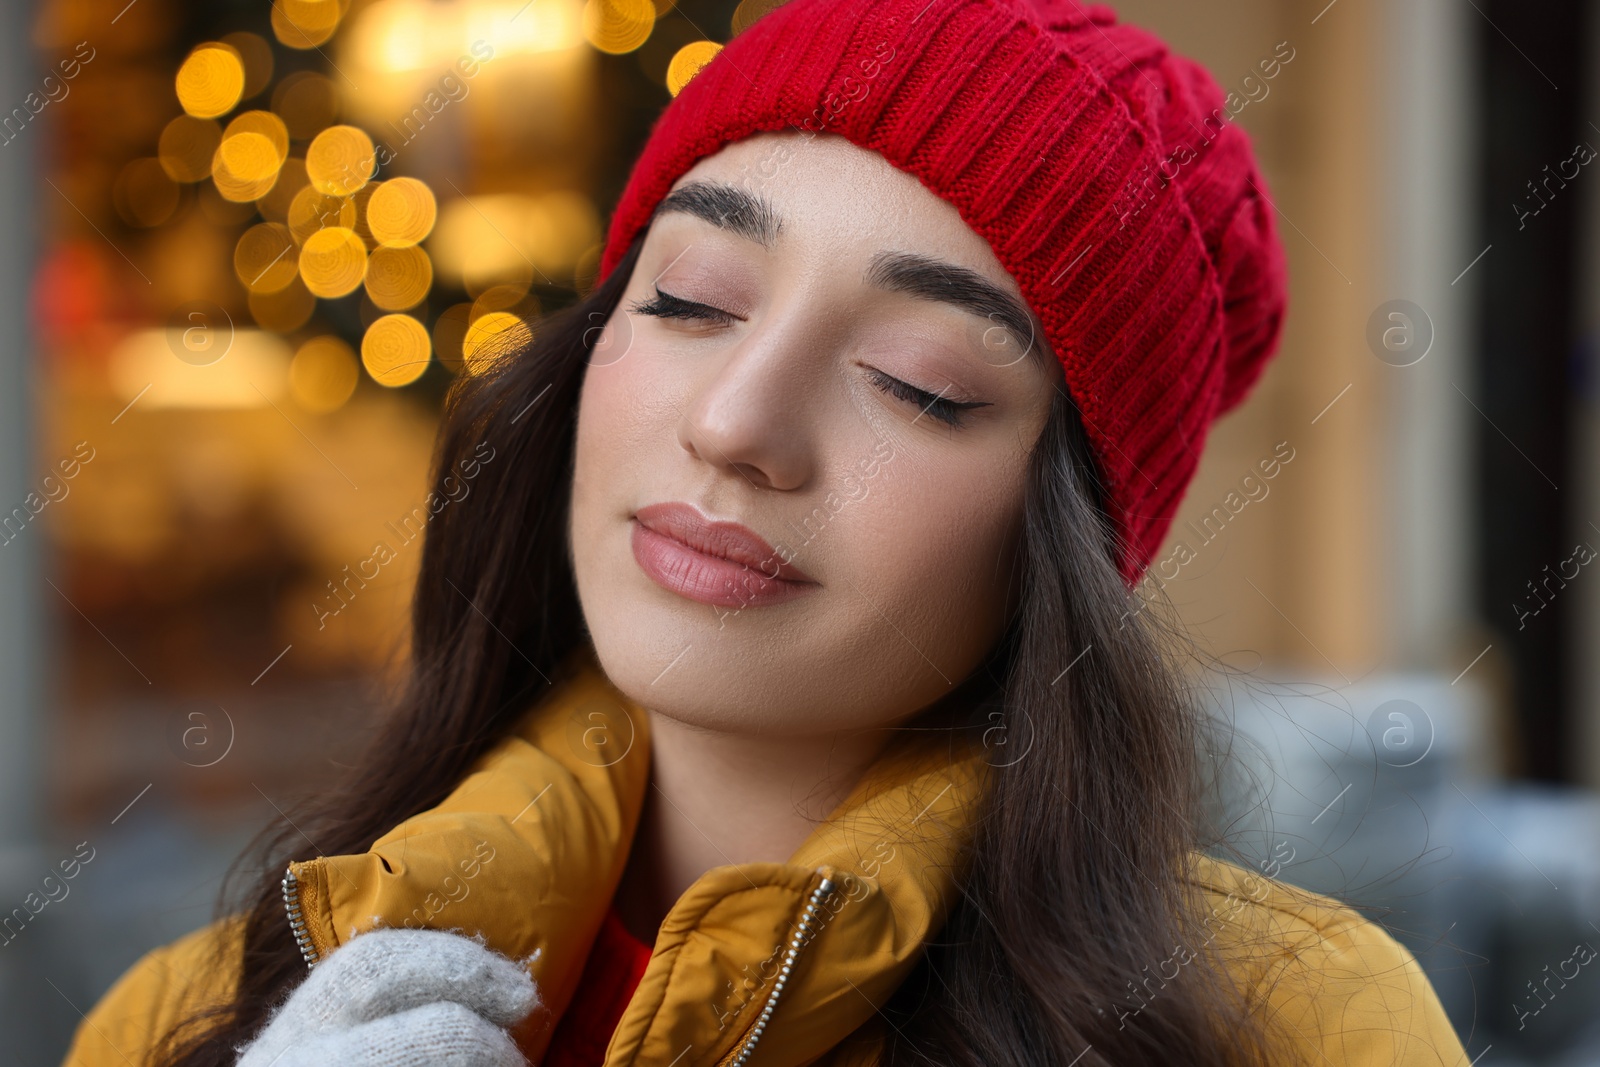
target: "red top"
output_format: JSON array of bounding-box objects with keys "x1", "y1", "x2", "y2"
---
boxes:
[{"x1": 542, "y1": 904, "x2": 655, "y2": 1066}]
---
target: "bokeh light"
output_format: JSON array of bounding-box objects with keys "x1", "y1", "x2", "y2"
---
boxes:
[
  {"x1": 584, "y1": 0, "x2": 656, "y2": 54},
  {"x1": 213, "y1": 112, "x2": 286, "y2": 203},
  {"x1": 366, "y1": 177, "x2": 436, "y2": 248},
  {"x1": 224, "y1": 111, "x2": 289, "y2": 167},
  {"x1": 272, "y1": 71, "x2": 340, "y2": 140},
  {"x1": 175, "y1": 43, "x2": 246, "y2": 119},
  {"x1": 364, "y1": 245, "x2": 433, "y2": 310},
  {"x1": 361, "y1": 314, "x2": 431, "y2": 386},
  {"x1": 214, "y1": 134, "x2": 281, "y2": 198},
  {"x1": 667, "y1": 40, "x2": 721, "y2": 96},
  {"x1": 234, "y1": 222, "x2": 300, "y2": 294},
  {"x1": 429, "y1": 190, "x2": 601, "y2": 295},
  {"x1": 305, "y1": 125, "x2": 375, "y2": 197},
  {"x1": 109, "y1": 328, "x2": 292, "y2": 408},
  {"x1": 289, "y1": 335, "x2": 361, "y2": 412},
  {"x1": 273, "y1": 0, "x2": 348, "y2": 50},
  {"x1": 157, "y1": 115, "x2": 222, "y2": 183},
  {"x1": 299, "y1": 225, "x2": 368, "y2": 297}
]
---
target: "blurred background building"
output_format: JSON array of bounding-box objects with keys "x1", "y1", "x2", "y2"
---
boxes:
[{"x1": 0, "y1": 0, "x2": 1596, "y2": 1062}]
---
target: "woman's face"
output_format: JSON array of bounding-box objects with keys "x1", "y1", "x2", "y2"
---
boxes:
[{"x1": 569, "y1": 131, "x2": 1064, "y2": 739}]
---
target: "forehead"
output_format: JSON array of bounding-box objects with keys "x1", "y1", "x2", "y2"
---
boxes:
[{"x1": 668, "y1": 130, "x2": 1026, "y2": 302}]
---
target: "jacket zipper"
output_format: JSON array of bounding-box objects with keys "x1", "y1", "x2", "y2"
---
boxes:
[
  {"x1": 283, "y1": 858, "x2": 839, "y2": 1055},
  {"x1": 282, "y1": 864, "x2": 321, "y2": 969},
  {"x1": 718, "y1": 873, "x2": 838, "y2": 1067}
]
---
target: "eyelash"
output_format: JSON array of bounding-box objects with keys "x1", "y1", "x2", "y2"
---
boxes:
[
  {"x1": 627, "y1": 286, "x2": 986, "y2": 428},
  {"x1": 627, "y1": 287, "x2": 738, "y2": 326},
  {"x1": 862, "y1": 368, "x2": 980, "y2": 428}
]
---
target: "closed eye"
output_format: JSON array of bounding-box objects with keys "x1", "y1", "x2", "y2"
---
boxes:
[
  {"x1": 865, "y1": 367, "x2": 990, "y2": 429},
  {"x1": 627, "y1": 287, "x2": 739, "y2": 326},
  {"x1": 627, "y1": 287, "x2": 988, "y2": 429}
]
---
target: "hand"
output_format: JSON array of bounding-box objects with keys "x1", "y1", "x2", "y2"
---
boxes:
[{"x1": 234, "y1": 927, "x2": 541, "y2": 1067}]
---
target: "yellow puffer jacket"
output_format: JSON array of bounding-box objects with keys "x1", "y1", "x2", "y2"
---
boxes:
[{"x1": 63, "y1": 643, "x2": 1468, "y2": 1066}]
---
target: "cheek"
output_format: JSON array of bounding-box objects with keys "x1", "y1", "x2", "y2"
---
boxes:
[
  {"x1": 572, "y1": 320, "x2": 662, "y2": 516},
  {"x1": 816, "y1": 443, "x2": 1025, "y2": 704},
  {"x1": 570, "y1": 365, "x2": 608, "y2": 536},
  {"x1": 859, "y1": 465, "x2": 1019, "y2": 619},
  {"x1": 571, "y1": 334, "x2": 637, "y2": 575},
  {"x1": 569, "y1": 321, "x2": 700, "y2": 662}
]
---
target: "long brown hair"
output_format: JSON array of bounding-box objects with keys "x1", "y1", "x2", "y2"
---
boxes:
[
  {"x1": 153, "y1": 228, "x2": 1292, "y2": 1067},
  {"x1": 876, "y1": 382, "x2": 1293, "y2": 1066}
]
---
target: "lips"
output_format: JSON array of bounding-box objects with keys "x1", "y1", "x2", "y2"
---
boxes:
[{"x1": 630, "y1": 501, "x2": 816, "y2": 608}]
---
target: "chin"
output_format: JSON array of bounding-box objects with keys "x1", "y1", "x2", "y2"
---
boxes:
[
  {"x1": 582, "y1": 616, "x2": 792, "y2": 735},
  {"x1": 580, "y1": 593, "x2": 937, "y2": 745}
]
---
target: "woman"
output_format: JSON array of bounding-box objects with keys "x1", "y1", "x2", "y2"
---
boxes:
[{"x1": 64, "y1": 0, "x2": 1469, "y2": 1064}]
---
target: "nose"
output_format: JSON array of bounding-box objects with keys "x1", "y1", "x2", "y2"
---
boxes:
[{"x1": 675, "y1": 316, "x2": 820, "y2": 492}]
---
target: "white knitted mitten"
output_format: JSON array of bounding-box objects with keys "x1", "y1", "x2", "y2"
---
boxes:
[{"x1": 234, "y1": 927, "x2": 541, "y2": 1067}]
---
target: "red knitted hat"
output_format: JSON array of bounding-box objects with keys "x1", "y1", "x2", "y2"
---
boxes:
[{"x1": 596, "y1": 0, "x2": 1290, "y2": 588}]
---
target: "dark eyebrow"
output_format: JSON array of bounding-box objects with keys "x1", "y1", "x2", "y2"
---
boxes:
[
  {"x1": 865, "y1": 250, "x2": 1038, "y2": 358},
  {"x1": 651, "y1": 179, "x2": 1038, "y2": 357},
  {"x1": 651, "y1": 179, "x2": 782, "y2": 249}
]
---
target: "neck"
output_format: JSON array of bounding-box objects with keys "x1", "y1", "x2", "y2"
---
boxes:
[{"x1": 613, "y1": 711, "x2": 889, "y2": 946}]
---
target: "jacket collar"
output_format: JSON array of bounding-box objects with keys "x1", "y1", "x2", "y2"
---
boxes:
[{"x1": 285, "y1": 641, "x2": 990, "y2": 1065}]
